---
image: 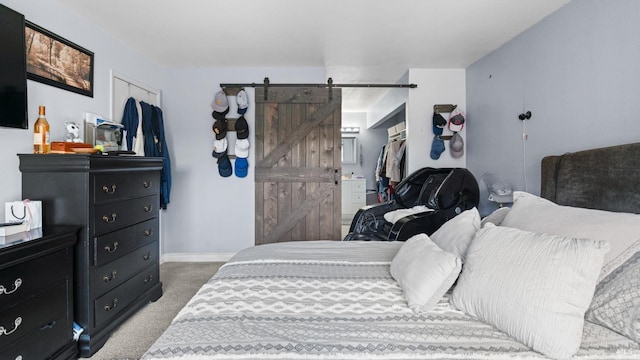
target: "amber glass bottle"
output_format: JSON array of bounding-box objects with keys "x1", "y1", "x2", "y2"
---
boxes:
[{"x1": 33, "y1": 105, "x2": 51, "y2": 154}]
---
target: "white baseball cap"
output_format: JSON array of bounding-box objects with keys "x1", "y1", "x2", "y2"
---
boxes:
[
  {"x1": 235, "y1": 138, "x2": 250, "y2": 158},
  {"x1": 236, "y1": 89, "x2": 249, "y2": 115},
  {"x1": 212, "y1": 138, "x2": 228, "y2": 158},
  {"x1": 448, "y1": 109, "x2": 465, "y2": 132}
]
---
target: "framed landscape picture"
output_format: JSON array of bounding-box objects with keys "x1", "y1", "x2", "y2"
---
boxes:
[{"x1": 25, "y1": 21, "x2": 94, "y2": 97}]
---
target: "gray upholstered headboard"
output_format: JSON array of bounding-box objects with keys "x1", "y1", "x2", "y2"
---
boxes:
[{"x1": 541, "y1": 142, "x2": 640, "y2": 214}]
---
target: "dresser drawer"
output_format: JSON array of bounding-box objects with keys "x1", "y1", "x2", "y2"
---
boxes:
[
  {"x1": 92, "y1": 195, "x2": 159, "y2": 235},
  {"x1": 93, "y1": 172, "x2": 159, "y2": 204},
  {"x1": 0, "y1": 282, "x2": 66, "y2": 349},
  {"x1": 0, "y1": 249, "x2": 68, "y2": 311},
  {"x1": 2, "y1": 312, "x2": 68, "y2": 360},
  {"x1": 94, "y1": 264, "x2": 158, "y2": 327},
  {"x1": 94, "y1": 242, "x2": 158, "y2": 297},
  {"x1": 352, "y1": 180, "x2": 365, "y2": 192},
  {"x1": 351, "y1": 192, "x2": 365, "y2": 203},
  {"x1": 94, "y1": 218, "x2": 159, "y2": 267}
]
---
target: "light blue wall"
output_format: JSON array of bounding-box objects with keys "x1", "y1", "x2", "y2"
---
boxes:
[
  {"x1": 0, "y1": 0, "x2": 167, "y2": 219},
  {"x1": 0, "y1": 1, "x2": 326, "y2": 257},
  {"x1": 466, "y1": 0, "x2": 640, "y2": 216},
  {"x1": 162, "y1": 67, "x2": 325, "y2": 255}
]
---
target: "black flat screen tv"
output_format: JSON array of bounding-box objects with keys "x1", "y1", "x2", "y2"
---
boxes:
[{"x1": 0, "y1": 4, "x2": 28, "y2": 129}]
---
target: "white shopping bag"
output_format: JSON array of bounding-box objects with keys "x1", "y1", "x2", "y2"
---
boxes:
[{"x1": 5, "y1": 200, "x2": 42, "y2": 229}]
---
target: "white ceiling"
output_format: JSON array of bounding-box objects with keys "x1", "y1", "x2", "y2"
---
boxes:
[{"x1": 57, "y1": 0, "x2": 570, "y2": 111}]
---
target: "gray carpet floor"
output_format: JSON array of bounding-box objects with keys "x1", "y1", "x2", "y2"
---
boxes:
[{"x1": 87, "y1": 261, "x2": 225, "y2": 360}]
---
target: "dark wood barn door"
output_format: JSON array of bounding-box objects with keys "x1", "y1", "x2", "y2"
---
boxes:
[{"x1": 255, "y1": 87, "x2": 342, "y2": 244}]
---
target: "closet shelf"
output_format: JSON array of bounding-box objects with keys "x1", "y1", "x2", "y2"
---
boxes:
[{"x1": 387, "y1": 122, "x2": 406, "y2": 141}]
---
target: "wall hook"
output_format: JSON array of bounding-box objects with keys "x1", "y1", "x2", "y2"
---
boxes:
[{"x1": 518, "y1": 111, "x2": 532, "y2": 120}]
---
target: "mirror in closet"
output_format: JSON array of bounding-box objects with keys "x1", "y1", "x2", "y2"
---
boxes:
[{"x1": 341, "y1": 136, "x2": 358, "y2": 164}]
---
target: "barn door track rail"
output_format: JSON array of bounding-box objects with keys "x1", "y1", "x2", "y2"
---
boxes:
[{"x1": 220, "y1": 77, "x2": 417, "y2": 100}]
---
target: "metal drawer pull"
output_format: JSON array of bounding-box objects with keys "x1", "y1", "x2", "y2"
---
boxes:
[
  {"x1": 0, "y1": 316, "x2": 22, "y2": 336},
  {"x1": 104, "y1": 298, "x2": 118, "y2": 312},
  {"x1": 143, "y1": 181, "x2": 153, "y2": 188},
  {"x1": 103, "y1": 271, "x2": 117, "y2": 282},
  {"x1": 143, "y1": 252, "x2": 151, "y2": 261},
  {"x1": 0, "y1": 278, "x2": 22, "y2": 295},
  {"x1": 144, "y1": 229, "x2": 153, "y2": 236},
  {"x1": 102, "y1": 213, "x2": 117, "y2": 223},
  {"x1": 102, "y1": 185, "x2": 117, "y2": 194},
  {"x1": 104, "y1": 241, "x2": 119, "y2": 253},
  {"x1": 144, "y1": 205, "x2": 153, "y2": 212},
  {"x1": 144, "y1": 275, "x2": 153, "y2": 284}
]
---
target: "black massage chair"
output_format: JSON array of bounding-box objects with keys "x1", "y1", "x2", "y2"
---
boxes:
[{"x1": 344, "y1": 167, "x2": 479, "y2": 241}]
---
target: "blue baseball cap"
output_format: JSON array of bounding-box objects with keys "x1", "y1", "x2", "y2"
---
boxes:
[
  {"x1": 430, "y1": 136, "x2": 445, "y2": 160},
  {"x1": 217, "y1": 155, "x2": 232, "y2": 177},
  {"x1": 235, "y1": 157, "x2": 248, "y2": 178}
]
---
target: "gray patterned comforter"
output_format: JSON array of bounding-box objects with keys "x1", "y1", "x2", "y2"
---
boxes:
[{"x1": 142, "y1": 241, "x2": 640, "y2": 359}]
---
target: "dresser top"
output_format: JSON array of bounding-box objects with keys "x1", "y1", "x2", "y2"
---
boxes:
[
  {"x1": 0, "y1": 226, "x2": 78, "y2": 270},
  {"x1": 18, "y1": 154, "x2": 163, "y2": 173},
  {"x1": 0, "y1": 226, "x2": 78, "y2": 251}
]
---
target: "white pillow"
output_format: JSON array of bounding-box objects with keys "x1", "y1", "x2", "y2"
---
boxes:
[
  {"x1": 390, "y1": 233, "x2": 461, "y2": 314},
  {"x1": 501, "y1": 191, "x2": 640, "y2": 280},
  {"x1": 451, "y1": 224, "x2": 609, "y2": 359},
  {"x1": 383, "y1": 205, "x2": 432, "y2": 224},
  {"x1": 430, "y1": 208, "x2": 480, "y2": 261}
]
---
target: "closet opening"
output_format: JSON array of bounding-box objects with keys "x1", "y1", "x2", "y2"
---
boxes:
[{"x1": 340, "y1": 103, "x2": 407, "y2": 238}]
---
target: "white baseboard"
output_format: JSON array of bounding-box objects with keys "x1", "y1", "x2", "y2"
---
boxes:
[{"x1": 160, "y1": 252, "x2": 235, "y2": 264}]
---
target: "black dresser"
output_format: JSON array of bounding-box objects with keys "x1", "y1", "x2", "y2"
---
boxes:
[
  {"x1": 0, "y1": 226, "x2": 78, "y2": 360},
  {"x1": 19, "y1": 154, "x2": 163, "y2": 357}
]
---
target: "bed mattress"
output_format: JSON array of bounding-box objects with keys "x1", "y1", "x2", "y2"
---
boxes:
[{"x1": 142, "y1": 241, "x2": 640, "y2": 360}]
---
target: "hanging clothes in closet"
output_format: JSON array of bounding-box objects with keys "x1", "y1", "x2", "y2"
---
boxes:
[
  {"x1": 385, "y1": 138, "x2": 406, "y2": 199},
  {"x1": 375, "y1": 145, "x2": 388, "y2": 202},
  {"x1": 375, "y1": 138, "x2": 406, "y2": 202}
]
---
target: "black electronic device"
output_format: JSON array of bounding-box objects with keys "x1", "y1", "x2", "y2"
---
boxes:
[{"x1": 0, "y1": 4, "x2": 28, "y2": 129}]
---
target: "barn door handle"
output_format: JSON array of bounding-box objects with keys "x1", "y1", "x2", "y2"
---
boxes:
[{"x1": 334, "y1": 168, "x2": 339, "y2": 185}]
